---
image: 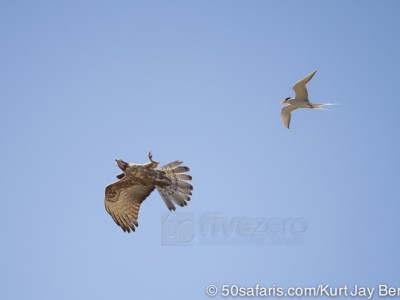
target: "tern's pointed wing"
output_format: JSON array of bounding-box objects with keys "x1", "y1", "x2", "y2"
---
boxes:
[
  {"x1": 292, "y1": 70, "x2": 317, "y2": 100},
  {"x1": 105, "y1": 178, "x2": 155, "y2": 233},
  {"x1": 281, "y1": 105, "x2": 298, "y2": 129}
]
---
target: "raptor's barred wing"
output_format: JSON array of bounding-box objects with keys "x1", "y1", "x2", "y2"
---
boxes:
[
  {"x1": 156, "y1": 161, "x2": 193, "y2": 211},
  {"x1": 105, "y1": 179, "x2": 155, "y2": 233}
]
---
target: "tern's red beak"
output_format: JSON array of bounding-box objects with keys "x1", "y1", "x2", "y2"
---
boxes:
[{"x1": 281, "y1": 99, "x2": 287, "y2": 104}]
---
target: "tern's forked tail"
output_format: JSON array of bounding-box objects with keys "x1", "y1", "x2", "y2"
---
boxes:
[{"x1": 311, "y1": 103, "x2": 337, "y2": 110}]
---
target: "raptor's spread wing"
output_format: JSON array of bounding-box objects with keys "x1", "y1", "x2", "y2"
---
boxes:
[
  {"x1": 156, "y1": 161, "x2": 193, "y2": 211},
  {"x1": 105, "y1": 178, "x2": 155, "y2": 233}
]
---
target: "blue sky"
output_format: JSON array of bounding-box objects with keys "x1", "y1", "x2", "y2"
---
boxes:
[{"x1": 1, "y1": 0, "x2": 400, "y2": 299}]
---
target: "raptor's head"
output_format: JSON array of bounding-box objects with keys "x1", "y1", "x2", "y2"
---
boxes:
[
  {"x1": 281, "y1": 97, "x2": 291, "y2": 104},
  {"x1": 116, "y1": 159, "x2": 129, "y2": 171}
]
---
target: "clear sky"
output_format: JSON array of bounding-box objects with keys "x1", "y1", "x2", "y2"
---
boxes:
[{"x1": 1, "y1": 0, "x2": 400, "y2": 299}]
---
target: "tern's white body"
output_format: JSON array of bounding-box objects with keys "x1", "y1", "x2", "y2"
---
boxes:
[{"x1": 281, "y1": 70, "x2": 330, "y2": 129}]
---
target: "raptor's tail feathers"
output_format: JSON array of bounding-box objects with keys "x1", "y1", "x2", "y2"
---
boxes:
[{"x1": 156, "y1": 161, "x2": 193, "y2": 211}]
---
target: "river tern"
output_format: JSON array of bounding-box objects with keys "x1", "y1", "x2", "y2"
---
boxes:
[{"x1": 281, "y1": 71, "x2": 333, "y2": 129}]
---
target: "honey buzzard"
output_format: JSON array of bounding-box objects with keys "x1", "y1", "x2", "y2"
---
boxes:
[{"x1": 105, "y1": 152, "x2": 193, "y2": 233}]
